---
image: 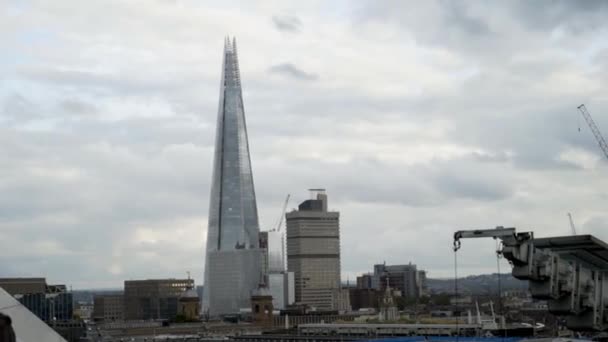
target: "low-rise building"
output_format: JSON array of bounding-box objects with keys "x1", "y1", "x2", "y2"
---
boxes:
[
  {"x1": 93, "y1": 294, "x2": 124, "y2": 322},
  {"x1": 349, "y1": 288, "x2": 379, "y2": 310},
  {"x1": 74, "y1": 301, "x2": 93, "y2": 320},
  {"x1": 0, "y1": 277, "x2": 82, "y2": 341},
  {"x1": 356, "y1": 264, "x2": 428, "y2": 299},
  {"x1": 124, "y1": 278, "x2": 194, "y2": 320}
]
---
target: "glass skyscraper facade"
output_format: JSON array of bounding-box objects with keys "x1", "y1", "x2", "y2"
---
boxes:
[{"x1": 203, "y1": 37, "x2": 263, "y2": 316}]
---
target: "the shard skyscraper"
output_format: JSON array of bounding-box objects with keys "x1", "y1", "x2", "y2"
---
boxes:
[{"x1": 203, "y1": 37, "x2": 263, "y2": 316}]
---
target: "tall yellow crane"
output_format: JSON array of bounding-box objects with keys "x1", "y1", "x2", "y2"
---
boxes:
[{"x1": 577, "y1": 104, "x2": 608, "y2": 161}]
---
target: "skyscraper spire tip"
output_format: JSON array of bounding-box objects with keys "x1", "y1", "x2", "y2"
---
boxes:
[{"x1": 224, "y1": 36, "x2": 234, "y2": 52}]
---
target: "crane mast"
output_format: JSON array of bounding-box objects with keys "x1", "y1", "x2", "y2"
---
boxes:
[{"x1": 577, "y1": 104, "x2": 608, "y2": 161}]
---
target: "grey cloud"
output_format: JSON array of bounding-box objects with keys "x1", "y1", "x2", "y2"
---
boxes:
[
  {"x1": 354, "y1": 1, "x2": 495, "y2": 53},
  {"x1": 471, "y1": 151, "x2": 509, "y2": 163},
  {"x1": 441, "y1": 1, "x2": 492, "y2": 37},
  {"x1": 509, "y1": 0, "x2": 608, "y2": 33},
  {"x1": 272, "y1": 15, "x2": 302, "y2": 33},
  {"x1": 354, "y1": 0, "x2": 608, "y2": 63},
  {"x1": 18, "y1": 66, "x2": 208, "y2": 97},
  {"x1": 59, "y1": 99, "x2": 98, "y2": 116},
  {"x1": 268, "y1": 63, "x2": 318, "y2": 81},
  {"x1": 1, "y1": 93, "x2": 39, "y2": 122},
  {"x1": 3, "y1": 1, "x2": 608, "y2": 287},
  {"x1": 252, "y1": 154, "x2": 516, "y2": 210},
  {"x1": 434, "y1": 170, "x2": 513, "y2": 202}
]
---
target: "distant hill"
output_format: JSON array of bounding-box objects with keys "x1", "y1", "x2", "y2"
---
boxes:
[{"x1": 427, "y1": 273, "x2": 528, "y2": 295}]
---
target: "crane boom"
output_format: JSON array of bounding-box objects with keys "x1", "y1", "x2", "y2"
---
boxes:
[
  {"x1": 454, "y1": 226, "x2": 608, "y2": 331},
  {"x1": 275, "y1": 194, "x2": 290, "y2": 232},
  {"x1": 577, "y1": 104, "x2": 608, "y2": 161},
  {"x1": 568, "y1": 212, "x2": 577, "y2": 235}
]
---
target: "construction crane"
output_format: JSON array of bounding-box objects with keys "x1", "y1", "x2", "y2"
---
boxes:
[
  {"x1": 577, "y1": 104, "x2": 608, "y2": 161},
  {"x1": 273, "y1": 194, "x2": 290, "y2": 232},
  {"x1": 453, "y1": 226, "x2": 608, "y2": 331},
  {"x1": 567, "y1": 212, "x2": 577, "y2": 235}
]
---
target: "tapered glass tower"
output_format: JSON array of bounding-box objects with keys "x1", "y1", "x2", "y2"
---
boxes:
[{"x1": 203, "y1": 37, "x2": 263, "y2": 316}]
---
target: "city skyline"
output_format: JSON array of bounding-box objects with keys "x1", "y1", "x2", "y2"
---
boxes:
[{"x1": 2, "y1": 1, "x2": 608, "y2": 289}]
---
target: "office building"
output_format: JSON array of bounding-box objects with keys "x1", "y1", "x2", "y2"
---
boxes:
[
  {"x1": 0, "y1": 277, "x2": 46, "y2": 295},
  {"x1": 93, "y1": 294, "x2": 124, "y2": 322},
  {"x1": 260, "y1": 229, "x2": 294, "y2": 310},
  {"x1": 349, "y1": 288, "x2": 380, "y2": 310},
  {"x1": 259, "y1": 230, "x2": 285, "y2": 275},
  {"x1": 357, "y1": 263, "x2": 426, "y2": 298},
  {"x1": 124, "y1": 278, "x2": 194, "y2": 320},
  {"x1": 0, "y1": 286, "x2": 67, "y2": 341},
  {"x1": 268, "y1": 272, "x2": 295, "y2": 310},
  {"x1": 356, "y1": 274, "x2": 374, "y2": 290},
  {"x1": 74, "y1": 302, "x2": 93, "y2": 320},
  {"x1": 0, "y1": 277, "x2": 73, "y2": 322},
  {"x1": 375, "y1": 263, "x2": 419, "y2": 298},
  {"x1": 203, "y1": 36, "x2": 264, "y2": 316},
  {"x1": 417, "y1": 270, "x2": 428, "y2": 296},
  {"x1": 286, "y1": 189, "x2": 343, "y2": 311}
]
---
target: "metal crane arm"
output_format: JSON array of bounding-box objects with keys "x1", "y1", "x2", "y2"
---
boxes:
[
  {"x1": 453, "y1": 226, "x2": 608, "y2": 331},
  {"x1": 276, "y1": 194, "x2": 290, "y2": 232},
  {"x1": 578, "y1": 104, "x2": 608, "y2": 161},
  {"x1": 453, "y1": 227, "x2": 533, "y2": 267},
  {"x1": 453, "y1": 227, "x2": 516, "y2": 243}
]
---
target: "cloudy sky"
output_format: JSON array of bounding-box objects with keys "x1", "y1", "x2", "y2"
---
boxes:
[{"x1": 2, "y1": 0, "x2": 608, "y2": 289}]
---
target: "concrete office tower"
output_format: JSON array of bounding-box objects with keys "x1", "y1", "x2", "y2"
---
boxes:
[
  {"x1": 286, "y1": 189, "x2": 342, "y2": 311},
  {"x1": 203, "y1": 37, "x2": 263, "y2": 316},
  {"x1": 373, "y1": 263, "x2": 420, "y2": 298}
]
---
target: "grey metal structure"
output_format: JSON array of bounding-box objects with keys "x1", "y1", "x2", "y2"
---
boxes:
[
  {"x1": 577, "y1": 104, "x2": 608, "y2": 161},
  {"x1": 203, "y1": 37, "x2": 263, "y2": 316},
  {"x1": 453, "y1": 226, "x2": 608, "y2": 331}
]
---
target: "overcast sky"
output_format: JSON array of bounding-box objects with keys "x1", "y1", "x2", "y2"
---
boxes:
[{"x1": 2, "y1": 0, "x2": 608, "y2": 289}]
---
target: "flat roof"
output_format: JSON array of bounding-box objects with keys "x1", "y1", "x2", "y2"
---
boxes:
[{"x1": 534, "y1": 234, "x2": 608, "y2": 268}]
